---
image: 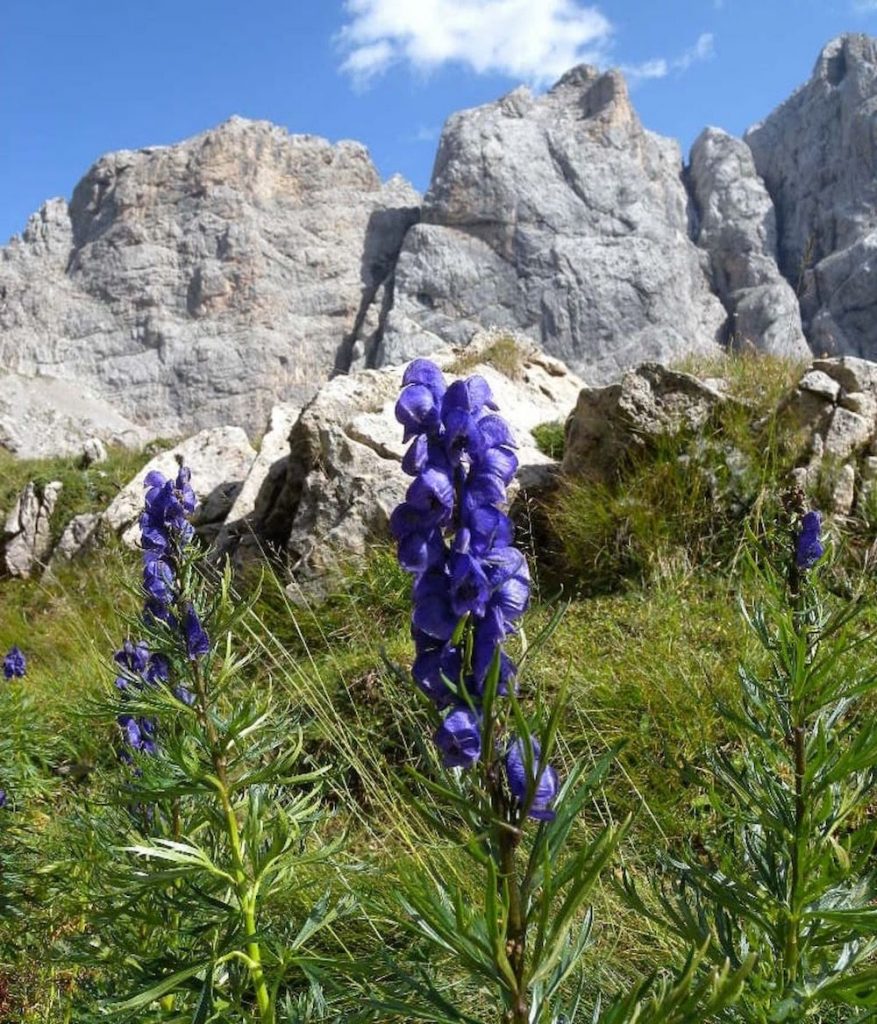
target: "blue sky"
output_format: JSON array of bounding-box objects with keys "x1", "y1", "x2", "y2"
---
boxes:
[{"x1": 2, "y1": 0, "x2": 875, "y2": 243}]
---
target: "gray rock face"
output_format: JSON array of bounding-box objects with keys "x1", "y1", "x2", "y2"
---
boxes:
[
  {"x1": 0, "y1": 118, "x2": 419, "y2": 438},
  {"x1": 745, "y1": 35, "x2": 877, "y2": 359},
  {"x1": 0, "y1": 373, "x2": 147, "y2": 459},
  {"x1": 562, "y1": 363, "x2": 730, "y2": 484},
  {"x1": 374, "y1": 69, "x2": 727, "y2": 382},
  {"x1": 103, "y1": 426, "x2": 257, "y2": 545},
  {"x1": 258, "y1": 335, "x2": 584, "y2": 579},
  {"x1": 688, "y1": 127, "x2": 809, "y2": 359},
  {"x1": 3, "y1": 480, "x2": 62, "y2": 577}
]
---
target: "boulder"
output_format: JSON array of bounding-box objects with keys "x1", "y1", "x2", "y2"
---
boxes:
[
  {"x1": 49, "y1": 512, "x2": 100, "y2": 567},
  {"x1": 0, "y1": 118, "x2": 420, "y2": 440},
  {"x1": 81, "y1": 437, "x2": 108, "y2": 465},
  {"x1": 373, "y1": 68, "x2": 726, "y2": 382},
  {"x1": 745, "y1": 35, "x2": 877, "y2": 359},
  {"x1": 3, "y1": 480, "x2": 62, "y2": 577},
  {"x1": 562, "y1": 363, "x2": 730, "y2": 483},
  {"x1": 688, "y1": 127, "x2": 809, "y2": 358},
  {"x1": 0, "y1": 373, "x2": 146, "y2": 459},
  {"x1": 257, "y1": 335, "x2": 584, "y2": 578},
  {"x1": 103, "y1": 427, "x2": 257, "y2": 545}
]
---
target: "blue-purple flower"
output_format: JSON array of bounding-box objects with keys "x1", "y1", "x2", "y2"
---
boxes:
[
  {"x1": 183, "y1": 605, "x2": 210, "y2": 660},
  {"x1": 113, "y1": 463, "x2": 209, "y2": 763},
  {"x1": 0, "y1": 789, "x2": 7, "y2": 809},
  {"x1": 796, "y1": 510, "x2": 824, "y2": 570},
  {"x1": 3, "y1": 646, "x2": 26, "y2": 680},
  {"x1": 505, "y1": 737, "x2": 559, "y2": 821},
  {"x1": 392, "y1": 359, "x2": 550, "y2": 787},
  {"x1": 434, "y1": 706, "x2": 482, "y2": 769},
  {"x1": 117, "y1": 714, "x2": 157, "y2": 758}
]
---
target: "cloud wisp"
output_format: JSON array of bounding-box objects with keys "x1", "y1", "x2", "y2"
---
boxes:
[
  {"x1": 622, "y1": 32, "x2": 715, "y2": 84},
  {"x1": 337, "y1": 0, "x2": 613, "y2": 86}
]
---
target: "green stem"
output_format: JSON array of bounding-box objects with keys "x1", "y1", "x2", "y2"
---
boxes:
[
  {"x1": 499, "y1": 828, "x2": 529, "y2": 1024},
  {"x1": 785, "y1": 722, "x2": 805, "y2": 988},
  {"x1": 192, "y1": 665, "x2": 273, "y2": 1023},
  {"x1": 488, "y1": 759, "x2": 528, "y2": 1024}
]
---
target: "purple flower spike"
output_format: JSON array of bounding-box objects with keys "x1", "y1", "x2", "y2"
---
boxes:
[
  {"x1": 506, "y1": 737, "x2": 559, "y2": 821},
  {"x1": 435, "y1": 706, "x2": 482, "y2": 768},
  {"x1": 796, "y1": 510, "x2": 824, "y2": 570},
  {"x1": 3, "y1": 646, "x2": 26, "y2": 680},
  {"x1": 391, "y1": 357, "x2": 532, "y2": 770}
]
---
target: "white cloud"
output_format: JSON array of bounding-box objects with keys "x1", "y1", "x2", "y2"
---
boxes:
[
  {"x1": 852, "y1": 0, "x2": 877, "y2": 11},
  {"x1": 337, "y1": 0, "x2": 613, "y2": 86},
  {"x1": 623, "y1": 32, "x2": 715, "y2": 84}
]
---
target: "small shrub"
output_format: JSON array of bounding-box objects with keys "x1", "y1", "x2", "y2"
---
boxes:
[
  {"x1": 532, "y1": 419, "x2": 566, "y2": 461},
  {"x1": 448, "y1": 333, "x2": 526, "y2": 380}
]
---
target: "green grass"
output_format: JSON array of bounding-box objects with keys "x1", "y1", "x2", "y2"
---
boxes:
[
  {"x1": 448, "y1": 333, "x2": 526, "y2": 380},
  {"x1": 540, "y1": 354, "x2": 812, "y2": 592}
]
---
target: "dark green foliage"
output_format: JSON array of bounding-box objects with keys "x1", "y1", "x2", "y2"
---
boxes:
[
  {"x1": 625, "y1": 520, "x2": 877, "y2": 1020},
  {"x1": 531, "y1": 421, "x2": 566, "y2": 462}
]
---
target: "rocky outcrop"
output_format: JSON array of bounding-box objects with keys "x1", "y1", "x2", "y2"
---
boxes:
[
  {"x1": 103, "y1": 426, "x2": 257, "y2": 545},
  {"x1": 562, "y1": 363, "x2": 730, "y2": 484},
  {"x1": 256, "y1": 335, "x2": 584, "y2": 580},
  {"x1": 373, "y1": 69, "x2": 727, "y2": 382},
  {"x1": 49, "y1": 512, "x2": 100, "y2": 568},
  {"x1": 0, "y1": 118, "x2": 419, "y2": 439},
  {"x1": 688, "y1": 128, "x2": 809, "y2": 359},
  {"x1": 3, "y1": 481, "x2": 62, "y2": 577},
  {"x1": 745, "y1": 35, "x2": 877, "y2": 359},
  {"x1": 782, "y1": 357, "x2": 877, "y2": 514}
]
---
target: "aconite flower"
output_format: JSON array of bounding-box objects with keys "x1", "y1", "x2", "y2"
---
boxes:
[
  {"x1": 505, "y1": 737, "x2": 559, "y2": 821},
  {"x1": 3, "y1": 646, "x2": 26, "y2": 680},
  {"x1": 392, "y1": 358, "x2": 547, "y2": 778},
  {"x1": 434, "y1": 706, "x2": 482, "y2": 768},
  {"x1": 796, "y1": 510, "x2": 824, "y2": 570}
]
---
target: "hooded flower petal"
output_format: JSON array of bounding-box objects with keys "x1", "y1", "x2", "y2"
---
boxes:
[
  {"x1": 505, "y1": 736, "x2": 559, "y2": 821},
  {"x1": 796, "y1": 510, "x2": 824, "y2": 570},
  {"x1": 183, "y1": 605, "x2": 210, "y2": 660},
  {"x1": 434, "y1": 706, "x2": 482, "y2": 768}
]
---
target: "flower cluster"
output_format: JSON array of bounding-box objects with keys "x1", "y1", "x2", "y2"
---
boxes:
[
  {"x1": 115, "y1": 465, "x2": 206, "y2": 760},
  {"x1": 391, "y1": 359, "x2": 557, "y2": 819},
  {"x1": 796, "y1": 510, "x2": 824, "y2": 570},
  {"x1": 3, "y1": 646, "x2": 26, "y2": 680}
]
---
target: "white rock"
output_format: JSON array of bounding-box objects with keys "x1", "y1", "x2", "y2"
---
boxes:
[
  {"x1": 81, "y1": 437, "x2": 108, "y2": 465},
  {"x1": 103, "y1": 427, "x2": 257, "y2": 546},
  {"x1": 562, "y1": 363, "x2": 729, "y2": 483},
  {"x1": 49, "y1": 512, "x2": 100, "y2": 566},
  {"x1": 3, "y1": 480, "x2": 62, "y2": 578},
  {"x1": 0, "y1": 374, "x2": 147, "y2": 459},
  {"x1": 832, "y1": 462, "x2": 857, "y2": 515},
  {"x1": 216, "y1": 403, "x2": 301, "y2": 551},
  {"x1": 798, "y1": 370, "x2": 841, "y2": 402}
]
